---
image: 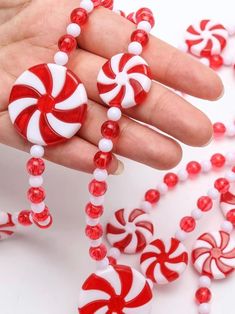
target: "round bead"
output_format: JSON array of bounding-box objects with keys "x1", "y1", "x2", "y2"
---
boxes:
[
  {"x1": 225, "y1": 170, "x2": 235, "y2": 183},
  {"x1": 27, "y1": 187, "x2": 46, "y2": 204},
  {"x1": 71, "y1": 8, "x2": 88, "y2": 25},
  {"x1": 86, "y1": 217, "x2": 100, "y2": 227},
  {"x1": 145, "y1": 189, "x2": 160, "y2": 204},
  {"x1": 94, "y1": 151, "x2": 112, "y2": 169},
  {"x1": 226, "y1": 123, "x2": 235, "y2": 137},
  {"x1": 90, "y1": 195, "x2": 105, "y2": 206},
  {"x1": 226, "y1": 209, "x2": 235, "y2": 226},
  {"x1": 86, "y1": 224, "x2": 103, "y2": 240},
  {"x1": 197, "y1": 196, "x2": 213, "y2": 212},
  {"x1": 175, "y1": 229, "x2": 187, "y2": 242},
  {"x1": 54, "y1": 51, "x2": 68, "y2": 65},
  {"x1": 128, "y1": 41, "x2": 143, "y2": 55},
  {"x1": 31, "y1": 207, "x2": 50, "y2": 222},
  {"x1": 199, "y1": 276, "x2": 211, "y2": 288},
  {"x1": 164, "y1": 173, "x2": 179, "y2": 188},
  {"x1": 27, "y1": 158, "x2": 45, "y2": 176},
  {"x1": 67, "y1": 23, "x2": 81, "y2": 37},
  {"x1": 18, "y1": 210, "x2": 32, "y2": 226},
  {"x1": 58, "y1": 35, "x2": 77, "y2": 53},
  {"x1": 109, "y1": 247, "x2": 121, "y2": 259},
  {"x1": 31, "y1": 202, "x2": 45, "y2": 214},
  {"x1": 80, "y1": 0, "x2": 94, "y2": 13},
  {"x1": 93, "y1": 169, "x2": 108, "y2": 182},
  {"x1": 30, "y1": 145, "x2": 45, "y2": 158},
  {"x1": 191, "y1": 208, "x2": 203, "y2": 220},
  {"x1": 214, "y1": 178, "x2": 230, "y2": 193},
  {"x1": 198, "y1": 303, "x2": 211, "y2": 314},
  {"x1": 196, "y1": 288, "x2": 212, "y2": 304},
  {"x1": 186, "y1": 161, "x2": 202, "y2": 175},
  {"x1": 177, "y1": 169, "x2": 189, "y2": 182},
  {"x1": 101, "y1": 0, "x2": 114, "y2": 9},
  {"x1": 157, "y1": 183, "x2": 168, "y2": 195},
  {"x1": 136, "y1": 9, "x2": 155, "y2": 28},
  {"x1": 210, "y1": 153, "x2": 226, "y2": 168},
  {"x1": 131, "y1": 29, "x2": 149, "y2": 47},
  {"x1": 29, "y1": 176, "x2": 43, "y2": 188},
  {"x1": 225, "y1": 152, "x2": 235, "y2": 166},
  {"x1": 210, "y1": 54, "x2": 224, "y2": 69},
  {"x1": 201, "y1": 160, "x2": 212, "y2": 173},
  {"x1": 98, "y1": 138, "x2": 113, "y2": 152},
  {"x1": 140, "y1": 201, "x2": 152, "y2": 213},
  {"x1": 85, "y1": 203, "x2": 103, "y2": 219},
  {"x1": 89, "y1": 179, "x2": 107, "y2": 197},
  {"x1": 180, "y1": 216, "x2": 196, "y2": 233},
  {"x1": 221, "y1": 220, "x2": 233, "y2": 233},
  {"x1": 207, "y1": 188, "x2": 219, "y2": 200},
  {"x1": 137, "y1": 21, "x2": 152, "y2": 33},
  {"x1": 107, "y1": 107, "x2": 122, "y2": 121},
  {"x1": 91, "y1": 0, "x2": 101, "y2": 7},
  {"x1": 213, "y1": 122, "x2": 226, "y2": 137},
  {"x1": 101, "y1": 120, "x2": 120, "y2": 139},
  {"x1": 89, "y1": 244, "x2": 107, "y2": 261}
]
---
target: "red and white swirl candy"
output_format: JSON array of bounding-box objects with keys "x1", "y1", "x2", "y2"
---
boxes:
[
  {"x1": 220, "y1": 182, "x2": 235, "y2": 218},
  {"x1": 185, "y1": 20, "x2": 228, "y2": 57},
  {"x1": 140, "y1": 237, "x2": 188, "y2": 285},
  {"x1": 192, "y1": 231, "x2": 235, "y2": 280},
  {"x1": 97, "y1": 53, "x2": 152, "y2": 108},
  {"x1": 78, "y1": 264, "x2": 153, "y2": 314},
  {"x1": 106, "y1": 208, "x2": 154, "y2": 254},
  {"x1": 8, "y1": 63, "x2": 87, "y2": 146},
  {"x1": 0, "y1": 212, "x2": 16, "y2": 240}
]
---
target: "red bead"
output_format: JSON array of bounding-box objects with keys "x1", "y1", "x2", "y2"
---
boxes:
[
  {"x1": 131, "y1": 29, "x2": 149, "y2": 46},
  {"x1": 27, "y1": 187, "x2": 46, "y2": 204},
  {"x1": 211, "y1": 153, "x2": 226, "y2": 168},
  {"x1": 31, "y1": 207, "x2": 50, "y2": 222},
  {"x1": 145, "y1": 189, "x2": 160, "y2": 204},
  {"x1": 136, "y1": 8, "x2": 153, "y2": 19},
  {"x1": 101, "y1": 120, "x2": 120, "y2": 139},
  {"x1": 18, "y1": 210, "x2": 32, "y2": 226},
  {"x1": 86, "y1": 224, "x2": 103, "y2": 240},
  {"x1": 195, "y1": 287, "x2": 212, "y2": 304},
  {"x1": 91, "y1": 0, "x2": 101, "y2": 7},
  {"x1": 85, "y1": 203, "x2": 104, "y2": 218},
  {"x1": 180, "y1": 216, "x2": 196, "y2": 233},
  {"x1": 164, "y1": 173, "x2": 179, "y2": 188},
  {"x1": 101, "y1": 0, "x2": 114, "y2": 9},
  {"x1": 213, "y1": 122, "x2": 226, "y2": 137},
  {"x1": 89, "y1": 244, "x2": 107, "y2": 261},
  {"x1": 226, "y1": 209, "x2": 235, "y2": 226},
  {"x1": 197, "y1": 196, "x2": 213, "y2": 212},
  {"x1": 214, "y1": 178, "x2": 230, "y2": 193},
  {"x1": 58, "y1": 35, "x2": 77, "y2": 53},
  {"x1": 94, "y1": 151, "x2": 112, "y2": 169},
  {"x1": 27, "y1": 158, "x2": 45, "y2": 176},
  {"x1": 71, "y1": 8, "x2": 88, "y2": 25},
  {"x1": 135, "y1": 8, "x2": 155, "y2": 28},
  {"x1": 210, "y1": 55, "x2": 224, "y2": 69},
  {"x1": 33, "y1": 214, "x2": 53, "y2": 229},
  {"x1": 186, "y1": 161, "x2": 201, "y2": 175},
  {"x1": 89, "y1": 179, "x2": 107, "y2": 197}
]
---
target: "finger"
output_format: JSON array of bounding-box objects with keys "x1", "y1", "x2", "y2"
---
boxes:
[
  {"x1": 70, "y1": 49, "x2": 213, "y2": 147},
  {"x1": 0, "y1": 112, "x2": 119, "y2": 174},
  {"x1": 78, "y1": 7, "x2": 223, "y2": 100}
]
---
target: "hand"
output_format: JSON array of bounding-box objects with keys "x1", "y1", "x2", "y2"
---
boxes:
[{"x1": 0, "y1": 0, "x2": 223, "y2": 174}]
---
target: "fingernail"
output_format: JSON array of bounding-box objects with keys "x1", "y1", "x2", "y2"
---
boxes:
[
  {"x1": 216, "y1": 86, "x2": 225, "y2": 100},
  {"x1": 113, "y1": 160, "x2": 124, "y2": 175}
]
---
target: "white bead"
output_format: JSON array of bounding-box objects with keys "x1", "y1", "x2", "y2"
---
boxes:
[
  {"x1": 30, "y1": 145, "x2": 45, "y2": 158},
  {"x1": 11, "y1": 212, "x2": 20, "y2": 225},
  {"x1": 109, "y1": 247, "x2": 121, "y2": 259},
  {"x1": 225, "y1": 152, "x2": 235, "y2": 166},
  {"x1": 207, "y1": 188, "x2": 219, "y2": 200},
  {"x1": 221, "y1": 220, "x2": 233, "y2": 234},
  {"x1": 225, "y1": 23, "x2": 235, "y2": 36},
  {"x1": 226, "y1": 123, "x2": 235, "y2": 137},
  {"x1": 93, "y1": 169, "x2": 108, "y2": 182},
  {"x1": 96, "y1": 257, "x2": 109, "y2": 270},
  {"x1": 128, "y1": 41, "x2": 143, "y2": 55},
  {"x1": 98, "y1": 138, "x2": 113, "y2": 152},
  {"x1": 191, "y1": 208, "x2": 203, "y2": 220},
  {"x1": 67, "y1": 23, "x2": 81, "y2": 37},
  {"x1": 198, "y1": 303, "x2": 211, "y2": 314},
  {"x1": 225, "y1": 170, "x2": 235, "y2": 182},
  {"x1": 137, "y1": 21, "x2": 152, "y2": 33},
  {"x1": 90, "y1": 195, "x2": 105, "y2": 206},
  {"x1": 90, "y1": 239, "x2": 102, "y2": 247},
  {"x1": 201, "y1": 160, "x2": 212, "y2": 173},
  {"x1": 86, "y1": 217, "x2": 100, "y2": 226},
  {"x1": 29, "y1": 176, "x2": 43, "y2": 187},
  {"x1": 31, "y1": 202, "x2": 45, "y2": 214},
  {"x1": 177, "y1": 169, "x2": 189, "y2": 182},
  {"x1": 140, "y1": 201, "x2": 152, "y2": 213},
  {"x1": 223, "y1": 53, "x2": 235, "y2": 66},
  {"x1": 0, "y1": 211, "x2": 8, "y2": 224},
  {"x1": 157, "y1": 183, "x2": 168, "y2": 195},
  {"x1": 107, "y1": 107, "x2": 122, "y2": 121},
  {"x1": 200, "y1": 58, "x2": 210, "y2": 67},
  {"x1": 54, "y1": 51, "x2": 69, "y2": 66},
  {"x1": 175, "y1": 229, "x2": 187, "y2": 242},
  {"x1": 199, "y1": 276, "x2": 211, "y2": 288},
  {"x1": 80, "y1": 0, "x2": 94, "y2": 13}
]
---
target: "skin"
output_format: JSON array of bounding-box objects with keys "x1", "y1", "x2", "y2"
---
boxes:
[{"x1": 0, "y1": 0, "x2": 224, "y2": 174}]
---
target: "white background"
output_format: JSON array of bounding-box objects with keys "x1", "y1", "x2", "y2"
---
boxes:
[{"x1": 0, "y1": 0, "x2": 235, "y2": 313}]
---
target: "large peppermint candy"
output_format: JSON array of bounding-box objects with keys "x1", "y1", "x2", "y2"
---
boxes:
[
  {"x1": 78, "y1": 264, "x2": 153, "y2": 314},
  {"x1": 8, "y1": 63, "x2": 87, "y2": 146},
  {"x1": 0, "y1": 212, "x2": 16, "y2": 240},
  {"x1": 220, "y1": 182, "x2": 235, "y2": 217},
  {"x1": 192, "y1": 231, "x2": 235, "y2": 280},
  {"x1": 97, "y1": 53, "x2": 152, "y2": 108},
  {"x1": 140, "y1": 237, "x2": 188, "y2": 285},
  {"x1": 185, "y1": 20, "x2": 228, "y2": 57},
  {"x1": 106, "y1": 208, "x2": 154, "y2": 254}
]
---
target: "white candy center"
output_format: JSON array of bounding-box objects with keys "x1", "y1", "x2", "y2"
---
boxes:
[
  {"x1": 126, "y1": 222, "x2": 136, "y2": 233},
  {"x1": 201, "y1": 30, "x2": 212, "y2": 39},
  {"x1": 116, "y1": 72, "x2": 129, "y2": 85}
]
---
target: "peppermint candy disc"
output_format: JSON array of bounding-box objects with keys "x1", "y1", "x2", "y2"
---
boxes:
[
  {"x1": 8, "y1": 63, "x2": 87, "y2": 146},
  {"x1": 106, "y1": 208, "x2": 154, "y2": 254},
  {"x1": 220, "y1": 182, "x2": 235, "y2": 217},
  {"x1": 140, "y1": 238, "x2": 188, "y2": 285},
  {"x1": 0, "y1": 212, "x2": 16, "y2": 240},
  {"x1": 192, "y1": 231, "x2": 235, "y2": 280},
  {"x1": 97, "y1": 53, "x2": 152, "y2": 108},
  {"x1": 78, "y1": 264, "x2": 153, "y2": 314},
  {"x1": 185, "y1": 20, "x2": 228, "y2": 57}
]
